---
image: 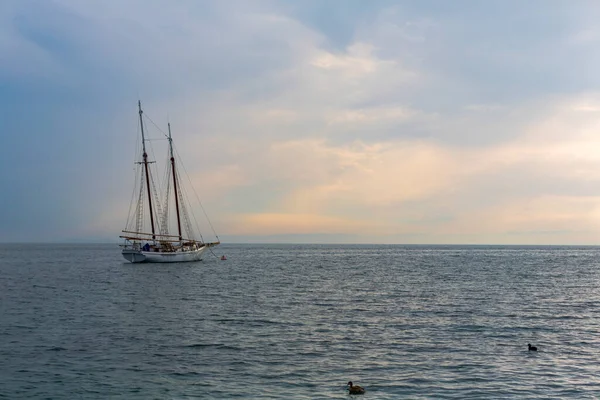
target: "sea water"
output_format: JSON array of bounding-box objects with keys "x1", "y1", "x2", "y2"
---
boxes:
[{"x1": 1, "y1": 244, "x2": 600, "y2": 399}]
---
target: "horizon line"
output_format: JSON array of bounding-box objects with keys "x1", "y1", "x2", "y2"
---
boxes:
[{"x1": 1, "y1": 241, "x2": 599, "y2": 247}]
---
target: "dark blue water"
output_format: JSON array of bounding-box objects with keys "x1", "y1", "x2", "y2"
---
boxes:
[{"x1": 2, "y1": 244, "x2": 600, "y2": 399}]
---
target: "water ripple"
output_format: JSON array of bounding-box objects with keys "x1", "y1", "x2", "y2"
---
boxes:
[{"x1": 2, "y1": 244, "x2": 600, "y2": 398}]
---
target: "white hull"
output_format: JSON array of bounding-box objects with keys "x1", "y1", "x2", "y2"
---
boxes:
[{"x1": 122, "y1": 245, "x2": 212, "y2": 263}]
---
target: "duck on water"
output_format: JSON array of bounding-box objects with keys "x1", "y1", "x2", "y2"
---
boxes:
[{"x1": 347, "y1": 382, "x2": 365, "y2": 395}]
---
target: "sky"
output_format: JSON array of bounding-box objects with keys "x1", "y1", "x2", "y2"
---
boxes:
[{"x1": 3, "y1": 0, "x2": 600, "y2": 244}]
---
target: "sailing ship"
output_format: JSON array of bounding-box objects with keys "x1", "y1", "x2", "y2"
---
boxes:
[{"x1": 120, "y1": 101, "x2": 220, "y2": 263}]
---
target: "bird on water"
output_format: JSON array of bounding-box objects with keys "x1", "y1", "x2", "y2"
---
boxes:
[
  {"x1": 347, "y1": 381, "x2": 366, "y2": 395},
  {"x1": 528, "y1": 343, "x2": 538, "y2": 351}
]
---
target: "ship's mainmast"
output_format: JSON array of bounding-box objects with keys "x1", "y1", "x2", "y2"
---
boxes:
[
  {"x1": 168, "y1": 123, "x2": 183, "y2": 241},
  {"x1": 139, "y1": 101, "x2": 156, "y2": 240}
]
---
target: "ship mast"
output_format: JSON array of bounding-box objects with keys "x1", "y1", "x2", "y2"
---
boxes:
[
  {"x1": 168, "y1": 123, "x2": 183, "y2": 241},
  {"x1": 139, "y1": 101, "x2": 156, "y2": 240}
]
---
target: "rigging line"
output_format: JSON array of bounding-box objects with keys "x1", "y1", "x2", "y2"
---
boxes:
[
  {"x1": 161, "y1": 165, "x2": 171, "y2": 235},
  {"x1": 144, "y1": 120, "x2": 167, "y2": 217},
  {"x1": 161, "y1": 150, "x2": 173, "y2": 236},
  {"x1": 148, "y1": 168, "x2": 165, "y2": 235},
  {"x1": 135, "y1": 168, "x2": 145, "y2": 235},
  {"x1": 125, "y1": 121, "x2": 143, "y2": 230},
  {"x1": 173, "y1": 144, "x2": 220, "y2": 241},
  {"x1": 177, "y1": 172, "x2": 200, "y2": 242},
  {"x1": 175, "y1": 155, "x2": 205, "y2": 242},
  {"x1": 138, "y1": 112, "x2": 164, "y2": 199},
  {"x1": 143, "y1": 113, "x2": 169, "y2": 138},
  {"x1": 207, "y1": 245, "x2": 221, "y2": 260},
  {"x1": 124, "y1": 164, "x2": 141, "y2": 230},
  {"x1": 172, "y1": 168, "x2": 195, "y2": 240}
]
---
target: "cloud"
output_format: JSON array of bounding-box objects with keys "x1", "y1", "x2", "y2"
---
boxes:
[
  {"x1": 230, "y1": 212, "x2": 369, "y2": 235},
  {"x1": 326, "y1": 106, "x2": 416, "y2": 126},
  {"x1": 3, "y1": 1, "x2": 600, "y2": 244},
  {"x1": 184, "y1": 92, "x2": 600, "y2": 244}
]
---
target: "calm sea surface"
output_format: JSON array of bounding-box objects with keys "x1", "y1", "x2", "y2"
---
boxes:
[{"x1": 2, "y1": 244, "x2": 600, "y2": 399}]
